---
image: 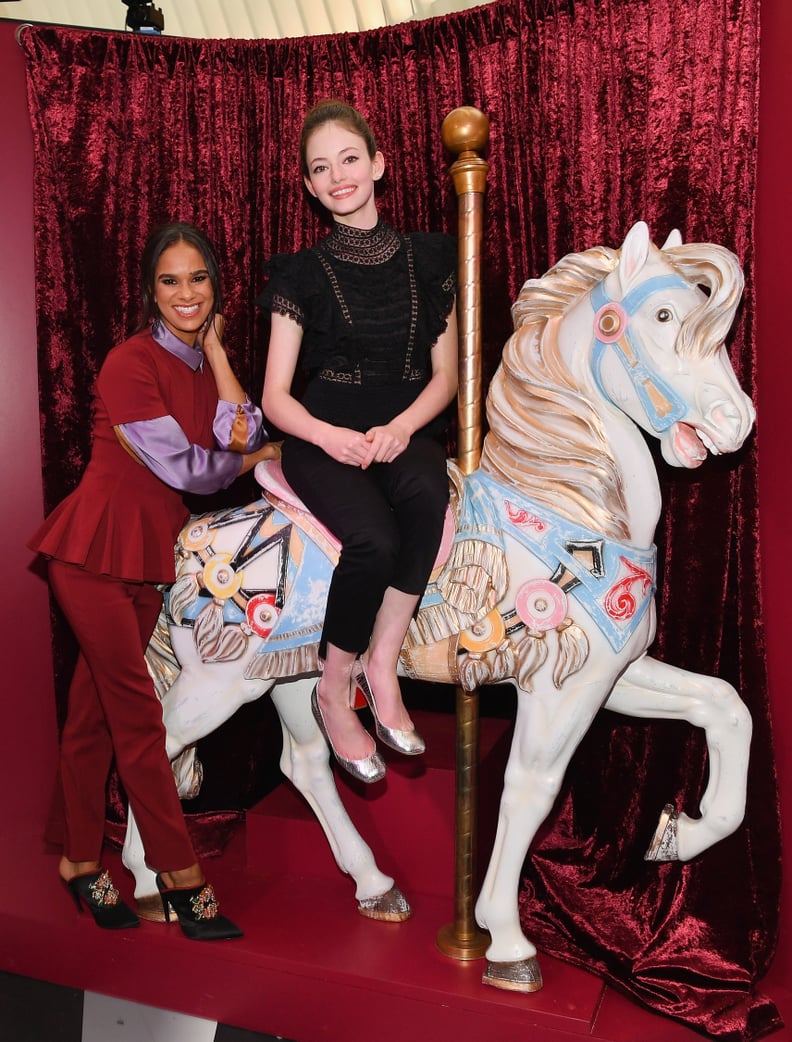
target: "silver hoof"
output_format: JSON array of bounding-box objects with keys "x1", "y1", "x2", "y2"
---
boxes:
[
  {"x1": 644, "y1": 802, "x2": 679, "y2": 861},
  {"x1": 483, "y1": 956, "x2": 543, "y2": 992},
  {"x1": 357, "y1": 886, "x2": 412, "y2": 922}
]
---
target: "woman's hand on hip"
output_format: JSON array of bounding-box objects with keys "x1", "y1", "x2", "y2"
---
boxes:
[{"x1": 361, "y1": 420, "x2": 411, "y2": 469}]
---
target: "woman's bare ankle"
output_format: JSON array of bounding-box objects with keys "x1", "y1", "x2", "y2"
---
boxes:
[
  {"x1": 59, "y1": 856, "x2": 101, "y2": 883},
  {"x1": 159, "y1": 864, "x2": 204, "y2": 890},
  {"x1": 360, "y1": 655, "x2": 413, "y2": 730},
  {"x1": 316, "y1": 678, "x2": 376, "y2": 761}
]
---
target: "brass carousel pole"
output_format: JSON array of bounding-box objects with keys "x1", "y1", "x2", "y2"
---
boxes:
[{"x1": 436, "y1": 106, "x2": 491, "y2": 960}]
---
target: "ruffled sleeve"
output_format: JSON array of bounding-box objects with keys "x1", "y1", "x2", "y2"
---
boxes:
[
  {"x1": 256, "y1": 251, "x2": 308, "y2": 327},
  {"x1": 256, "y1": 248, "x2": 344, "y2": 373},
  {"x1": 411, "y1": 232, "x2": 458, "y2": 366}
]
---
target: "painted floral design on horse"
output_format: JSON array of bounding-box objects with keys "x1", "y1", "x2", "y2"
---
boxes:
[{"x1": 126, "y1": 221, "x2": 754, "y2": 994}]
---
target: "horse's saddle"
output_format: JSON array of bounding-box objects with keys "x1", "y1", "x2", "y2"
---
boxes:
[{"x1": 252, "y1": 457, "x2": 508, "y2": 647}]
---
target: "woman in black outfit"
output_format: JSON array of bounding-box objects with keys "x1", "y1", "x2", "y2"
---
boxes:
[{"x1": 260, "y1": 100, "x2": 458, "y2": 783}]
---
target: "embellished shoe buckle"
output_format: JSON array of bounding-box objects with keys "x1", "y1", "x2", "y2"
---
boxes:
[
  {"x1": 89, "y1": 870, "x2": 120, "y2": 907},
  {"x1": 189, "y1": 884, "x2": 220, "y2": 921}
]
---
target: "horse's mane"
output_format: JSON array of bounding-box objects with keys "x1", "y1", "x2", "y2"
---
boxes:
[
  {"x1": 481, "y1": 245, "x2": 629, "y2": 539},
  {"x1": 662, "y1": 242, "x2": 744, "y2": 358},
  {"x1": 480, "y1": 239, "x2": 743, "y2": 541}
]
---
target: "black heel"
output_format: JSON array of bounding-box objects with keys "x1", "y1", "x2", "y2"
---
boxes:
[
  {"x1": 65, "y1": 869, "x2": 139, "y2": 930},
  {"x1": 155, "y1": 875, "x2": 243, "y2": 940}
]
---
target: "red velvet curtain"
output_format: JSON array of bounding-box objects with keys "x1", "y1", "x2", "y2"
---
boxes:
[{"x1": 21, "y1": 1, "x2": 780, "y2": 1038}]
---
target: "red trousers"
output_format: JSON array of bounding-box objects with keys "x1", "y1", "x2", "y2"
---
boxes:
[{"x1": 48, "y1": 560, "x2": 196, "y2": 871}]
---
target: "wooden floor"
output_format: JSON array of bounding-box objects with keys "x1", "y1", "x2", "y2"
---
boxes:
[{"x1": 1, "y1": 711, "x2": 788, "y2": 1042}]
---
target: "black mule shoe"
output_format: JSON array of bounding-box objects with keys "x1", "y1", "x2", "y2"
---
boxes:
[
  {"x1": 65, "y1": 869, "x2": 139, "y2": 929},
  {"x1": 155, "y1": 875, "x2": 243, "y2": 940}
]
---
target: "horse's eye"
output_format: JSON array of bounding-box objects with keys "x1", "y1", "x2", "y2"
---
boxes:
[{"x1": 656, "y1": 307, "x2": 673, "y2": 323}]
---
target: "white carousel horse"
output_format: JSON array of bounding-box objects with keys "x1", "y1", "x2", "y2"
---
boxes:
[{"x1": 124, "y1": 221, "x2": 754, "y2": 990}]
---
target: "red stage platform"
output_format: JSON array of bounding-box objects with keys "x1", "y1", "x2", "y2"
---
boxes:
[{"x1": 1, "y1": 711, "x2": 787, "y2": 1042}]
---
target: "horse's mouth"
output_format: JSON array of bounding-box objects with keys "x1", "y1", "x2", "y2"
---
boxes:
[{"x1": 669, "y1": 422, "x2": 709, "y2": 468}]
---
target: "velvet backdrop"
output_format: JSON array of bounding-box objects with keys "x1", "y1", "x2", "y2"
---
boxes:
[{"x1": 20, "y1": 0, "x2": 780, "y2": 1038}]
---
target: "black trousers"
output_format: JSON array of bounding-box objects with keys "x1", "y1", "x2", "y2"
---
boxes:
[{"x1": 281, "y1": 435, "x2": 449, "y2": 656}]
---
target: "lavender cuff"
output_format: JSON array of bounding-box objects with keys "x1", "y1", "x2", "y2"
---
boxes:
[{"x1": 119, "y1": 415, "x2": 244, "y2": 494}]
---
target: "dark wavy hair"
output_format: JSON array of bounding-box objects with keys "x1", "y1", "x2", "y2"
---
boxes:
[
  {"x1": 299, "y1": 99, "x2": 378, "y2": 178},
  {"x1": 139, "y1": 221, "x2": 223, "y2": 330}
]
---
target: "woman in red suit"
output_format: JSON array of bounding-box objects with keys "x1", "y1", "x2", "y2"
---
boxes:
[{"x1": 30, "y1": 222, "x2": 275, "y2": 939}]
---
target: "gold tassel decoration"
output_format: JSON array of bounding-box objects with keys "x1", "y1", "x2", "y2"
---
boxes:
[
  {"x1": 168, "y1": 571, "x2": 201, "y2": 626},
  {"x1": 193, "y1": 601, "x2": 249, "y2": 663},
  {"x1": 170, "y1": 745, "x2": 204, "y2": 800},
  {"x1": 516, "y1": 629, "x2": 549, "y2": 693},
  {"x1": 459, "y1": 652, "x2": 493, "y2": 691},
  {"x1": 409, "y1": 538, "x2": 509, "y2": 646},
  {"x1": 553, "y1": 618, "x2": 590, "y2": 688},
  {"x1": 244, "y1": 643, "x2": 321, "y2": 682},
  {"x1": 144, "y1": 609, "x2": 182, "y2": 698}
]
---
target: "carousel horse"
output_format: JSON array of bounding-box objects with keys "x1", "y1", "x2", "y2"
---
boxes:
[{"x1": 124, "y1": 221, "x2": 754, "y2": 990}]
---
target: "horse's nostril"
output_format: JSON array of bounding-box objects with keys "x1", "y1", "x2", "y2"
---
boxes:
[{"x1": 707, "y1": 400, "x2": 750, "y2": 446}]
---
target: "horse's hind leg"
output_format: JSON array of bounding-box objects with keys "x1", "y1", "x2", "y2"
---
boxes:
[
  {"x1": 605, "y1": 654, "x2": 752, "y2": 861},
  {"x1": 269, "y1": 678, "x2": 410, "y2": 921}
]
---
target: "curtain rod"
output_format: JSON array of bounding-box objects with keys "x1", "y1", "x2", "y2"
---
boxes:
[{"x1": 9, "y1": 18, "x2": 140, "y2": 45}]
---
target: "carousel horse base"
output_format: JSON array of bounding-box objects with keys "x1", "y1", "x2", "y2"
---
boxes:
[{"x1": 1, "y1": 710, "x2": 728, "y2": 1042}]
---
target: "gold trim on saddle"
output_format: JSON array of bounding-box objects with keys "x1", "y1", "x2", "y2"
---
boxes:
[
  {"x1": 254, "y1": 459, "x2": 340, "y2": 565},
  {"x1": 407, "y1": 462, "x2": 508, "y2": 649}
]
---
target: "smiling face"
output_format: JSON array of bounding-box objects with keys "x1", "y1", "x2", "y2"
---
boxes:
[
  {"x1": 303, "y1": 120, "x2": 384, "y2": 228},
  {"x1": 153, "y1": 241, "x2": 215, "y2": 346}
]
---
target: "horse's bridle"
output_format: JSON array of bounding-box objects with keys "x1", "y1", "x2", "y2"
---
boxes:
[{"x1": 590, "y1": 275, "x2": 691, "y2": 432}]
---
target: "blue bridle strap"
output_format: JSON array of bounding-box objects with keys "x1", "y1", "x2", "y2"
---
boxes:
[{"x1": 591, "y1": 275, "x2": 691, "y2": 432}]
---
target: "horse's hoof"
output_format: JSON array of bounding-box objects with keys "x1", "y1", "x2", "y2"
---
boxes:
[
  {"x1": 136, "y1": 894, "x2": 177, "y2": 923},
  {"x1": 357, "y1": 886, "x2": 411, "y2": 922},
  {"x1": 644, "y1": 802, "x2": 679, "y2": 861},
  {"x1": 483, "y1": 957, "x2": 543, "y2": 992}
]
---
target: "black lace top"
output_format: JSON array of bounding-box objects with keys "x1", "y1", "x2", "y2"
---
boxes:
[{"x1": 258, "y1": 221, "x2": 456, "y2": 433}]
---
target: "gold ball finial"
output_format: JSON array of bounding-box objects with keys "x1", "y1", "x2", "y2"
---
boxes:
[{"x1": 441, "y1": 107, "x2": 489, "y2": 156}]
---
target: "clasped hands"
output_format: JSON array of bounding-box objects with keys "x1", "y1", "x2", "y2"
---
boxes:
[{"x1": 326, "y1": 419, "x2": 410, "y2": 468}]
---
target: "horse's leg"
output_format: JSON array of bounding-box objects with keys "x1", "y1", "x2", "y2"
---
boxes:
[
  {"x1": 159, "y1": 627, "x2": 269, "y2": 759},
  {"x1": 605, "y1": 653, "x2": 752, "y2": 861},
  {"x1": 270, "y1": 678, "x2": 410, "y2": 922},
  {"x1": 121, "y1": 740, "x2": 205, "y2": 916},
  {"x1": 121, "y1": 805, "x2": 175, "y2": 920},
  {"x1": 476, "y1": 673, "x2": 617, "y2": 990},
  {"x1": 122, "y1": 628, "x2": 269, "y2": 911}
]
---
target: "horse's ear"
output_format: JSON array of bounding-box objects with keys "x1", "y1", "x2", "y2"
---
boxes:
[
  {"x1": 615, "y1": 221, "x2": 650, "y2": 297},
  {"x1": 662, "y1": 229, "x2": 683, "y2": 249}
]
